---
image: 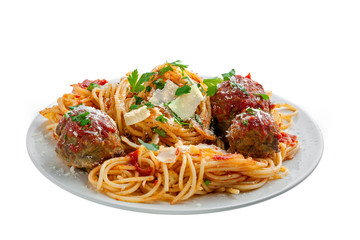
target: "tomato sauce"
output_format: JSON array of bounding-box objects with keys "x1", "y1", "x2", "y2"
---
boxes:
[
  {"x1": 129, "y1": 150, "x2": 153, "y2": 176},
  {"x1": 78, "y1": 79, "x2": 108, "y2": 89}
]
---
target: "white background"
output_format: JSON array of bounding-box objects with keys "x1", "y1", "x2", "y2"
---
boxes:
[{"x1": 1, "y1": 0, "x2": 359, "y2": 239}]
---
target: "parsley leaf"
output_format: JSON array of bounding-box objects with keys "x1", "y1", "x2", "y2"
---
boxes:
[
  {"x1": 245, "y1": 108, "x2": 256, "y2": 115},
  {"x1": 159, "y1": 65, "x2": 173, "y2": 76},
  {"x1": 128, "y1": 70, "x2": 155, "y2": 93},
  {"x1": 169, "y1": 60, "x2": 188, "y2": 70},
  {"x1": 230, "y1": 81, "x2": 249, "y2": 96},
  {"x1": 144, "y1": 102, "x2": 154, "y2": 109},
  {"x1": 155, "y1": 114, "x2": 168, "y2": 123},
  {"x1": 175, "y1": 85, "x2": 191, "y2": 96},
  {"x1": 129, "y1": 104, "x2": 141, "y2": 110},
  {"x1": 134, "y1": 95, "x2": 143, "y2": 105},
  {"x1": 138, "y1": 139, "x2": 159, "y2": 151},
  {"x1": 68, "y1": 103, "x2": 83, "y2": 110},
  {"x1": 241, "y1": 119, "x2": 248, "y2": 126},
  {"x1": 254, "y1": 93, "x2": 270, "y2": 100},
  {"x1": 70, "y1": 111, "x2": 91, "y2": 126},
  {"x1": 152, "y1": 127, "x2": 166, "y2": 137},
  {"x1": 153, "y1": 78, "x2": 166, "y2": 89},
  {"x1": 145, "y1": 86, "x2": 152, "y2": 92},
  {"x1": 222, "y1": 69, "x2": 236, "y2": 81},
  {"x1": 87, "y1": 82, "x2": 100, "y2": 91},
  {"x1": 204, "y1": 179, "x2": 211, "y2": 186},
  {"x1": 127, "y1": 69, "x2": 139, "y2": 92},
  {"x1": 193, "y1": 114, "x2": 204, "y2": 127},
  {"x1": 203, "y1": 77, "x2": 223, "y2": 96}
]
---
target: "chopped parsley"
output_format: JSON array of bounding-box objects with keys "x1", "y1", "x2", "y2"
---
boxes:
[
  {"x1": 230, "y1": 81, "x2": 249, "y2": 96},
  {"x1": 145, "y1": 86, "x2": 152, "y2": 92},
  {"x1": 175, "y1": 85, "x2": 191, "y2": 96},
  {"x1": 241, "y1": 119, "x2": 249, "y2": 126},
  {"x1": 144, "y1": 101, "x2": 154, "y2": 109},
  {"x1": 222, "y1": 69, "x2": 236, "y2": 81},
  {"x1": 203, "y1": 77, "x2": 223, "y2": 96},
  {"x1": 193, "y1": 114, "x2": 204, "y2": 127},
  {"x1": 169, "y1": 60, "x2": 188, "y2": 70},
  {"x1": 87, "y1": 82, "x2": 100, "y2": 91},
  {"x1": 245, "y1": 108, "x2": 256, "y2": 115},
  {"x1": 204, "y1": 179, "x2": 211, "y2": 186},
  {"x1": 254, "y1": 93, "x2": 270, "y2": 100},
  {"x1": 68, "y1": 103, "x2": 83, "y2": 110},
  {"x1": 159, "y1": 65, "x2": 173, "y2": 76},
  {"x1": 129, "y1": 104, "x2": 141, "y2": 110},
  {"x1": 153, "y1": 78, "x2": 166, "y2": 89},
  {"x1": 70, "y1": 111, "x2": 91, "y2": 126},
  {"x1": 138, "y1": 139, "x2": 159, "y2": 151},
  {"x1": 152, "y1": 127, "x2": 166, "y2": 137},
  {"x1": 128, "y1": 70, "x2": 155, "y2": 93},
  {"x1": 134, "y1": 95, "x2": 143, "y2": 105},
  {"x1": 155, "y1": 114, "x2": 168, "y2": 123}
]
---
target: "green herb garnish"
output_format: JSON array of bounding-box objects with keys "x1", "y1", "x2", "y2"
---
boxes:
[
  {"x1": 87, "y1": 82, "x2": 100, "y2": 91},
  {"x1": 204, "y1": 179, "x2": 211, "y2": 186},
  {"x1": 129, "y1": 104, "x2": 141, "y2": 110},
  {"x1": 193, "y1": 114, "x2": 204, "y2": 127},
  {"x1": 153, "y1": 78, "x2": 166, "y2": 89},
  {"x1": 168, "y1": 60, "x2": 188, "y2": 70},
  {"x1": 159, "y1": 65, "x2": 173, "y2": 76},
  {"x1": 134, "y1": 95, "x2": 143, "y2": 105},
  {"x1": 145, "y1": 86, "x2": 152, "y2": 92},
  {"x1": 245, "y1": 108, "x2": 256, "y2": 115},
  {"x1": 241, "y1": 119, "x2": 248, "y2": 126},
  {"x1": 175, "y1": 85, "x2": 191, "y2": 96},
  {"x1": 128, "y1": 70, "x2": 155, "y2": 93},
  {"x1": 203, "y1": 77, "x2": 223, "y2": 96},
  {"x1": 155, "y1": 114, "x2": 168, "y2": 123},
  {"x1": 230, "y1": 81, "x2": 249, "y2": 96},
  {"x1": 138, "y1": 139, "x2": 159, "y2": 151},
  {"x1": 222, "y1": 69, "x2": 236, "y2": 81},
  {"x1": 254, "y1": 93, "x2": 270, "y2": 100},
  {"x1": 68, "y1": 103, "x2": 83, "y2": 110},
  {"x1": 70, "y1": 111, "x2": 91, "y2": 126},
  {"x1": 152, "y1": 127, "x2": 166, "y2": 137},
  {"x1": 144, "y1": 101, "x2": 154, "y2": 109}
]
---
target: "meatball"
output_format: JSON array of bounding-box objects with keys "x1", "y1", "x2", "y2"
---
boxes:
[
  {"x1": 228, "y1": 108, "x2": 281, "y2": 158},
  {"x1": 210, "y1": 75, "x2": 271, "y2": 138},
  {"x1": 55, "y1": 105, "x2": 124, "y2": 169}
]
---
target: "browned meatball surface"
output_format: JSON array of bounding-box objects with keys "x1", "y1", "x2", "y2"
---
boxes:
[
  {"x1": 55, "y1": 105, "x2": 124, "y2": 169},
  {"x1": 210, "y1": 75, "x2": 271, "y2": 138},
  {"x1": 228, "y1": 108, "x2": 281, "y2": 158}
]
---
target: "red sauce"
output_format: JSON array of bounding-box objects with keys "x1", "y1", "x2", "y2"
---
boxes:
[
  {"x1": 78, "y1": 79, "x2": 108, "y2": 89},
  {"x1": 213, "y1": 154, "x2": 235, "y2": 160},
  {"x1": 278, "y1": 132, "x2": 297, "y2": 146},
  {"x1": 211, "y1": 75, "x2": 271, "y2": 122},
  {"x1": 129, "y1": 150, "x2": 153, "y2": 176}
]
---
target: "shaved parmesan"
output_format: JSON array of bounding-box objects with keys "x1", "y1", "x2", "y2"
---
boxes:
[
  {"x1": 157, "y1": 147, "x2": 177, "y2": 163},
  {"x1": 168, "y1": 85, "x2": 204, "y2": 120},
  {"x1": 148, "y1": 80, "x2": 178, "y2": 106},
  {"x1": 124, "y1": 106, "x2": 150, "y2": 125}
]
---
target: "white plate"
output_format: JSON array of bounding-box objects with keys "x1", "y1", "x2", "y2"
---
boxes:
[{"x1": 27, "y1": 93, "x2": 323, "y2": 214}]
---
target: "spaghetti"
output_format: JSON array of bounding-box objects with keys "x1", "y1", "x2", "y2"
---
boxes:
[{"x1": 40, "y1": 61, "x2": 300, "y2": 204}]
